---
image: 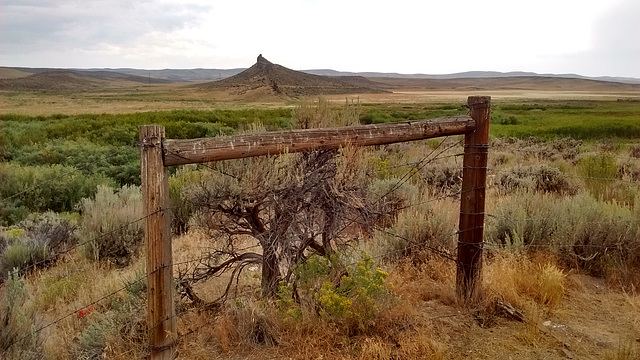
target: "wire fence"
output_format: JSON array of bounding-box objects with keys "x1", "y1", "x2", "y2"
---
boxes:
[{"x1": 2, "y1": 132, "x2": 639, "y2": 357}]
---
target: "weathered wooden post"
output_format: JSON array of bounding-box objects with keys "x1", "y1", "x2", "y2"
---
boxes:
[
  {"x1": 139, "y1": 125, "x2": 177, "y2": 360},
  {"x1": 456, "y1": 96, "x2": 491, "y2": 304}
]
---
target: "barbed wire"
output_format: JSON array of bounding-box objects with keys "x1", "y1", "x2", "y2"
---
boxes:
[
  {"x1": 487, "y1": 167, "x2": 640, "y2": 184},
  {"x1": 6, "y1": 266, "x2": 151, "y2": 352},
  {"x1": 6, "y1": 115, "x2": 640, "y2": 355},
  {"x1": 485, "y1": 212, "x2": 636, "y2": 226},
  {"x1": 6, "y1": 208, "x2": 161, "y2": 278},
  {"x1": 2, "y1": 161, "x2": 99, "y2": 202},
  {"x1": 1, "y1": 142, "x2": 143, "y2": 202},
  {"x1": 379, "y1": 136, "x2": 464, "y2": 200}
]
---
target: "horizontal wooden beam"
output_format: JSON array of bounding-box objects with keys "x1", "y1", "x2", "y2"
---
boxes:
[{"x1": 163, "y1": 115, "x2": 474, "y2": 166}]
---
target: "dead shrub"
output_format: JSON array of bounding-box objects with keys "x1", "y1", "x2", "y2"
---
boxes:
[{"x1": 213, "y1": 314, "x2": 238, "y2": 352}]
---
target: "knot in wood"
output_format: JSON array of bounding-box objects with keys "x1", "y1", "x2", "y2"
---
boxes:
[{"x1": 142, "y1": 135, "x2": 161, "y2": 148}]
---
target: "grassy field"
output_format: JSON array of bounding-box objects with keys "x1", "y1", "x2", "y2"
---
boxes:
[{"x1": 1, "y1": 89, "x2": 640, "y2": 359}]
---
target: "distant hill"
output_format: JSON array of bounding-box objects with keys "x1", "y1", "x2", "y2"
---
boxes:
[
  {"x1": 0, "y1": 69, "x2": 168, "y2": 92},
  {"x1": 370, "y1": 76, "x2": 640, "y2": 92},
  {"x1": 78, "y1": 68, "x2": 245, "y2": 82},
  {"x1": 196, "y1": 55, "x2": 388, "y2": 98},
  {"x1": 303, "y1": 69, "x2": 640, "y2": 85},
  {"x1": 3, "y1": 65, "x2": 639, "y2": 85},
  {"x1": 72, "y1": 70, "x2": 170, "y2": 84},
  {"x1": 72, "y1": 67, "x2": 640, "y2": 85},
  {"x1": 0, "y1": 67, "x2": 33, "y2": 79},
  {"x1": 0, "y1": 71, "x2": 106, "y2": 92}
]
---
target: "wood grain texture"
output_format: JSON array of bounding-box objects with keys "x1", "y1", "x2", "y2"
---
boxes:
[
  {"x1": 140, "y1": 125, "x2": 177, "y2": 360},
  {"x1": 456, "y1": 96, "x2": 491, "y2": 304},
  {"x1": 163, "y1": 116, "x2": 475, "y2": 166}
]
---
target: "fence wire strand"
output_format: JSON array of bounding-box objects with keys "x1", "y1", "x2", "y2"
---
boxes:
[{"x1": 7, "y1": 121, "x2": 640, "y2": 356}]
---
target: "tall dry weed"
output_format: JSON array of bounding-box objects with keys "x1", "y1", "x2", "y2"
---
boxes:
[
  {"x1": 604, "y1": 339, "x2": 640, "y2": 360},
  {"x1": 0, "y1": 271, "x2": 43, "y2": 360},
  {"x1": 484, "y1": 252, "x2": 566, "y2": 310},
  {"x1": 293, "y1": 97, "x2": 361, "y2": 129}
]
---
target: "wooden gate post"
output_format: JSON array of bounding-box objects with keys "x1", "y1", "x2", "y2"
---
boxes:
[
  {"x1": 139, "y1": 125, "x2": 177, "y2": 360},
  {"x1": 456, "y1": 96, "x2": 491, "y2": 304}
]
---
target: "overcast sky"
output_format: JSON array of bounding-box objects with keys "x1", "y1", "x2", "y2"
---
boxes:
[{"x1": 1, "y1": 0, "x2": 639, "y2": 78}]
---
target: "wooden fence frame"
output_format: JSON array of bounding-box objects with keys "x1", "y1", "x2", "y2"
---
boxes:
[{"x1": 139, "y1": 95, "x2": 490, "y2": 359}]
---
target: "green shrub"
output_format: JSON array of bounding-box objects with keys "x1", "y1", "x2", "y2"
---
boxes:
[
  {"x1": 487, "y1": 191, "x2": 560, "y2": 247},
  {"x1": 487, "y1": 192, "x2": 640, "y2": 286},
  {"x1": 578, "y1": 154, "x2": 632, "y2": 203},
  {"x1": 558, "y1": 194, "x2": 639, "y2": 280},
  {"x1": 371, "y1": 203, "x2": 456, "y2": 263},
  {"x1": 0, "y1": 163, "x2": 113, "y2": 225},
  {"x1": 278, "y1": 253, "x2": 389, "y2": 332},
  {"x1": 38, "y1": 274, "x2": 88, "y2": 310},
  {"x1": 76, "y1": 316, "x2": 115, "y2": 359},
  {"x1": 19, "y1": 211, "x2": 78, "y2": 250},
  {"x1": 360, "y1": 110, "x2": 392, "y2": 124},
  {"x1": 168, "y1": 167, "x2": 204, "y2": 235},
  {"x1": 420, "y1": 161, "x2": 463, "y2": 194},
  {"x1": 73, "y1": 265, "x2": 148, "y2": 359},
  {"x1": 493, "y1": 114, "x2": 520, "y2": 125},
  {"x1": 318, "y1": 254, "x2": 387, "y2": 330},
  {"x1": 579, "y1": 154, "x2": 618, "y2": 179},
  {"x1": 9, "y1": 140, "x2": 140, "y2": 186},
  {"x1": 317, "y1": 253, "x2": 388, "y2": 331},
  {"x1": 490, "y1": 137, "x2": 582, "y2": 162},
  {"x1": 2, "y1": 243, "x2": 43, "y2": 273},
  {"x1": 78, "y1": 185, "x2": 143, "y2": 266},
  {"x1": 366, "y1": 178, "x2": 417, "y2": 228}
]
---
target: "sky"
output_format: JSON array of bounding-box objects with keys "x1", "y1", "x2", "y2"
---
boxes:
[{"x1": 1, "y1": 0, "x2": 639, "y2": 78}]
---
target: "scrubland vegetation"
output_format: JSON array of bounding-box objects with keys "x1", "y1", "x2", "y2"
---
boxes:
[{"x1": 1, "y1": 98, "x2": 640, "y2": 359}]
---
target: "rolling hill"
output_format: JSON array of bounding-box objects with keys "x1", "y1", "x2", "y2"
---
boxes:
[
  {"x1": 2, "y1": 61, "x2": 639, "y2": 95},
  {"x1": 0, "y1": 69, "x2": 170, "y2": 92},
  {"x1": 370, "y1": 76, "x2": 640, "y2": 92}
]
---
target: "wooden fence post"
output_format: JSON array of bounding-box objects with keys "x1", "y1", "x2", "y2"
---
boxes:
[
  {"x1": 139, "y1": 125, "x2": 177, "y2": 360},
  {"x1": 456, "y1": 96, "x2": 491, "y2": 304}
]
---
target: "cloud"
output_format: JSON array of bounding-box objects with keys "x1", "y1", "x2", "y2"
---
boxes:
[
  {"x1": 0, "y1": 0, "x2": 210, "y2": 63},
  {"x1": 588, "y1": 0, "x2": 640, "y2": 76},
  {"x1": 0, "y1": 0, "x2": 637, "y2": 77},
  {"x1": 548, "y1": 0, "x2": 640, "y2": 77}
]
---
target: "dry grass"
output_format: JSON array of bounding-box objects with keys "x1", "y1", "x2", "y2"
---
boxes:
[
  {"x1": 2, "y1": 80, "x2": 638, "y2": 116},
  {"x1": 6, "y1": 252, "x2": 150, "y2": 359},
  {"x1": 3, "y1": 238, "x2": 640, "y2": 359},
  {"x1": 484, "y1": 252, "x2": 567, "y2": 310}
]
